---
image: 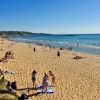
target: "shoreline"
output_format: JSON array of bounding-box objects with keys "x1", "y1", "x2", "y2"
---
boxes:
[{"x1": 6, "y1": 37, "x2": 100, "y2": 55}]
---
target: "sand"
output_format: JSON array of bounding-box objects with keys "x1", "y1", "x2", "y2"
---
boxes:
[{"x1": 0, "y1": 38, "x2": 100, "y2": 100}]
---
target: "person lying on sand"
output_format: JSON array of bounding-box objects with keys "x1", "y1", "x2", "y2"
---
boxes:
[
  {"x1": 7, "y1": 81, "x2": 19, "y2": 97},
  {"x1": 0, "y1": 69, "x2": 17, "y2": 75},
  {"x1": 32, "y1": 70, "x2": 37, "y2": 88},
  {"x1": 49, "y1": 71, "x2": 56, "y2": 86},
  {"x1": 0, "y1": 57, "x2": 8, "y2": 62},
  {"x1": 42, "y1": 73, "x2": 49, "y2": 92},
  {"x1": 73, "y1": 56, "x2": 83, "y2": 60},
  {"x1": 10, "y1": 43, "x2": 14, "y2": 45}
]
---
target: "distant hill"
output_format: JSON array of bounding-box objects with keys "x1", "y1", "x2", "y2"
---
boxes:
[
  {"x1": 0, "y1": 31, "x2": 33, "y2": 37},
  {"x1": 0, "y1": 31, "x2": 78, "y2": 38}
]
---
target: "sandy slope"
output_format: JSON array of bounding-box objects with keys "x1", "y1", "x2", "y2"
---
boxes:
[{"x1": 0, "y1": 38, "x2": 100, "y2": 100}]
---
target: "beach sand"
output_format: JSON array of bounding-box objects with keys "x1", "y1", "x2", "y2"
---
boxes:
[{"x1": 0, "y1": 38, "x2": 100, "y2": 100}]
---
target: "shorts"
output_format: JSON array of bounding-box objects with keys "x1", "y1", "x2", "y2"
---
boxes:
[{"x1": 32, "y1": 77, "x2": 36, "y2": 82}]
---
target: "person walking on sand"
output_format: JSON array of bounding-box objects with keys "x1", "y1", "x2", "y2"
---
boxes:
[
  {"x1": 32, "y1": 70, "x2": 37, "y2": 88},
  {"x1": 33, "y1": 47, "x2": 36, "y2": 52},
  {"x1": 49, "y1": 71, "x2": 56, "y2": 86},
  {"x1": 42, "y1": 73, "x2": 49, "y2": 92},
  {"x1": 57, "y1": 50, "x2": 60, "y2": 57}
]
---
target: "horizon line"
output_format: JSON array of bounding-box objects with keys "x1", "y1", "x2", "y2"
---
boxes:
[{"x1": 0, "y1": 30, "x2": 100, "y2": 35}]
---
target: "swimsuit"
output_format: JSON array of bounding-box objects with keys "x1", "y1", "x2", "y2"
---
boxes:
[{"x1": 32, "y1": 74, "x2": 36, "y2": 82}]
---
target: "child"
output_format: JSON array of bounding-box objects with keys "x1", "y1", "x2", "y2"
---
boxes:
[
  {"x1": 32, "y1": 70, "x2": 37, "y2": 88},
  {"x1": 42, "y1": 73, "x2": 49, "y2": 92},
  {"x1": 49, "y1": 71, "x2": 56, "y2": 86}
]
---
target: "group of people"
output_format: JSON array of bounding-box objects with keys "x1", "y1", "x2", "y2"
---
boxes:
[
  {"x1": 4, "y1": 51, "x2": 14, "y2": 59},
  {"x1": 7, "y1": 81, "x2": 28, "y2": 100},
  {"x1": 32, "y1": 70, "x2": 56, "y2": 91},
  {"x1": 4, "y1": 70, "x2": 55, "y2": 99},
  {"x1": 7, "y1": 81, "x2": 18, "y2": 96},
  {"x1": 0, "y1": 51, "x2": 14, "y2": 62}
]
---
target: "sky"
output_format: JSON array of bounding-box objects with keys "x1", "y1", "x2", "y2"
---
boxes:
[{"x1": 0, "y1": 0, "x2": 100, "y2": 34}]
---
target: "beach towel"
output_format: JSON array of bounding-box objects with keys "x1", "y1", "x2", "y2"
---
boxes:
[{"x1": 36, "y1": 85, "x2": 54, "y2": 94}]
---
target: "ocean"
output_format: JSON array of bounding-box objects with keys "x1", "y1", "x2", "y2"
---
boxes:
[{"x1": 9, "y1": 34, "x2": 100, "y2": 55}]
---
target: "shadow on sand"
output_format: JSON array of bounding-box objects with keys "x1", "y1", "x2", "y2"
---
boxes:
[
  {"x1": 0, "y1": 90, "x2": 8, "y2": 94},
  {"x1": 17, "y1": 87, "x2": 37, "y2": 91}
]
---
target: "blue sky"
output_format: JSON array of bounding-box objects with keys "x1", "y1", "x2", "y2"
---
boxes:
[{"x1": 0, "y1": 0, "x2": 100, "y2": 34}]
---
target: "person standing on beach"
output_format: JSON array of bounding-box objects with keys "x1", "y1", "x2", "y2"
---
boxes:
[
  {"x1": 42, "y1": 73, "x2": 49, "y2": 92},
  {"x1": 33, "y1": 47, "x2": 36, "y2": 52},
  {"x1": 32, "y1": 70, "x2": 37, "y2": 88},
  {"x1": 77, "y1": 42, "x2": 79, "y2": 46},
  {"x1": 49, "y1": 71, "x2": 56, "y2": 86},
  {"x1": 57, "y1": 50, "x2": 60, "y2": 57}
]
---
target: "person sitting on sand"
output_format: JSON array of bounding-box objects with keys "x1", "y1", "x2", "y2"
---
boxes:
[
  {"x1": 0, "y1": 69, "x2": 4, "y2": 81},
  {"x1": 4, "y1": 51, "x2": 12, "y2": 59},
  {"x1": 32, "y1": 70, "x2": 37, "y2": 88},
  {"x1": 10, "y1": 52, "x2": 14, "y2": 59},
  {"x1": 42, "y1": 73, "x2": 49, "y2": 92},
  {"x1": 4, "y1": 51, "x2": 9, "y2": 59},
  {"x1": 57, "y1": 50, "x2": 60, "y2": 57},
  {"x1": 11, "y1": 81, "x2": 17, "y2": 90},
  {"x1": 8, "y1": 51, "x2": 14, "y2": 59},
  {"x1": 7, "y1": 81, "x2": 19, "y2": 96},
  {"x1": 28, "y1": 44, "x2": 31, "y2": 47},
  {"x1": 49, "y1": 71, "x2": 56, "y2": 86},
  {"x1": 73, "y1": 56, "x2": 83, "y2": 60}
]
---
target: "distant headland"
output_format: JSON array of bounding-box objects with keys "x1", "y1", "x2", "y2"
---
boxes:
[{"x1": 0, "y1": 31, "x2": 78, "y2": 38}]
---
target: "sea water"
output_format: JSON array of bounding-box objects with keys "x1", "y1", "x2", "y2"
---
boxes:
[{"x1": 9, "y1": 34, "x2": 100, "y2": 55}]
